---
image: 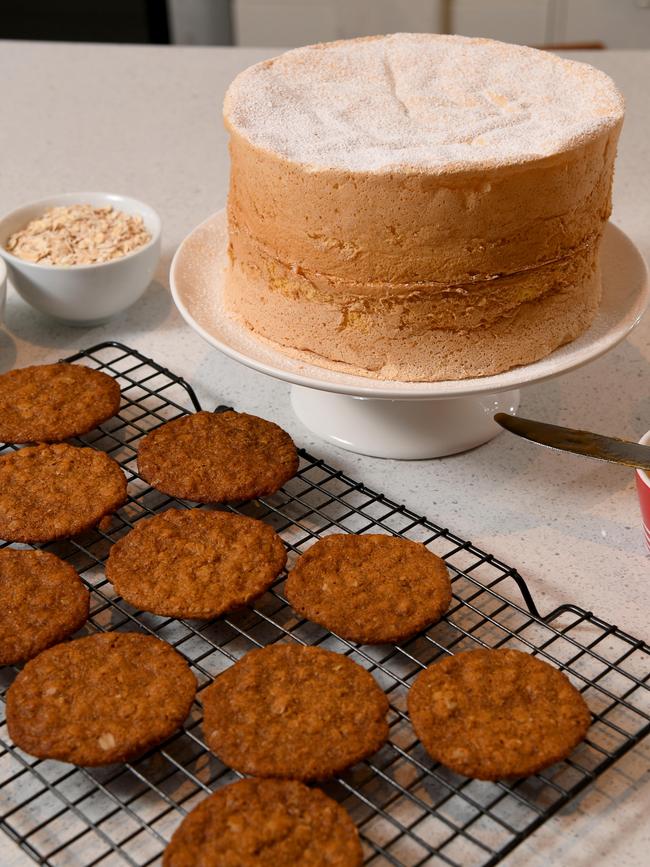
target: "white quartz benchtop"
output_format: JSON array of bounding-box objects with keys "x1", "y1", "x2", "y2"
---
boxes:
[{"x1": 0, "y1": 39, "x2": 649, "y2": 867}]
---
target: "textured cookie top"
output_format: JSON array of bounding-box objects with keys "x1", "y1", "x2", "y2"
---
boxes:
[
  {"x1": 106, "y1": 508, "x2": 286, "y2": 618},
  {"x1": 163, "y1": 778, "x2": 363, "y2": 867},
  {"x1": 224, "y1": 33, "x2": 624, "y2": 173},
  {"x1": 0, "y1": 362, "x2": 121, "y2": 444},
  {"x1": 6, "y1": 632, "x2": 197, "y2": 766},
  {"x1": 201, "y1": 643, "x2": 389, "y2": 781},
  {"x1": 408, "y1": 648, "x2": 591, "y2": 780},
  {"x1": 0, "y1": 549, "x2": 89, "y2": 665},
  {"x1": 286, "y1": 534, "x2": 451, "y2": 644},
  {"x1": 0, "y1": 444, "x2": 127, "y2": 543},
  {"x1": 137, "y1": 411, "x2": 298, "y2": 503}
]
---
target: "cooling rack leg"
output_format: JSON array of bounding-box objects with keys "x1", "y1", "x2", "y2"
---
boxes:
[{"x1": 290, "y1": 385, "x2": 521, "y2": 459}]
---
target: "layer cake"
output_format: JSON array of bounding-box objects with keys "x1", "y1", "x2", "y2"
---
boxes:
[{"x1": 223, "y1": 34, "x2": 624, "y2": 381}]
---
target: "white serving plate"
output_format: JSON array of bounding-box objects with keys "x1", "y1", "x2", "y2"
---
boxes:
[{"x1": 171, "y1": 211, "x2": 649, "y2": 458}]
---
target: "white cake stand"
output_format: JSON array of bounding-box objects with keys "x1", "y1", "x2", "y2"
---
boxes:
[{"x1": 170, "y1": 211, "x2": 649, "y2": 459}]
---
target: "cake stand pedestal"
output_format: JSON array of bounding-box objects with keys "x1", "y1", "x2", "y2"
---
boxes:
[
  {"x1": 170, "y1": 211, "x2": 648, "y2": 459},
  {"x1": 290, "y1": 387, "x2": 521, "y2": 459}
]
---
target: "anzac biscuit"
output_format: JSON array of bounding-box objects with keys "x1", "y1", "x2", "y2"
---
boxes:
[
  {"x1": 163, "y1": 778, "x2": 363, "y2": 867},
  {"x1": 106, "y1": 508, "x2": 286, "y2": 618},
  {"x1": 0, "y1": 362, "x2": 120, "y2": 443},
  {"x1": 6, "y1": 632, "x2": 197, "y2": 765},
  {"x1": 202, "y1": 643, "x2": 389, "y2": 780},
  {"x1": 408, "y1": 648, "x2": 591, "y2": 780},
  {"x1": 0, "y1": 444, "x2": 127, "y2": 543},
  {"x1": 286, "y1": 534, "x2": 452, "y2": 644},
  {"x1": 0, "y1": 549, "x2": 89, "y2": 665},
  {"x1": 137, "y1": 410, "x2": 298, "y2": 503}
]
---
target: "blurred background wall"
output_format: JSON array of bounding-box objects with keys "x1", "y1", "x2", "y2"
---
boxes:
[{"x1": 1, "y1": 0, "x2": 649, "y2": 49}]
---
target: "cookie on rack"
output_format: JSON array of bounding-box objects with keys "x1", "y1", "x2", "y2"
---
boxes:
[
  {"x1": 408, "y1": 647, "x2": 591, "y2": 780},
  {"x1": 0, "y1": 362, "x2": 121, "y2": 443},
  {"x1": 163, "y1": 777, "x2": 363, "y2": 867},
  {"x1": 201, "y1": 643, "x2": 389, "y2": 780},
  {"x1": 0, "y1": 548, "x2": 89, "y2": 665},
  {"x1": 106, "y1": 508, "x2": 286, "y2": 618},
  {"x1": 6, "y1": 632, "x2": 197, "y2": 765},
  {"x1": 137, "y1": 410, "x2": 299, "y2": 502},
  {"x1": 286, "y1": 534, "x2": 452, "y2": 644},
  {"x1": 0, "y1": 443, "x2": 127, "y2": 543}
]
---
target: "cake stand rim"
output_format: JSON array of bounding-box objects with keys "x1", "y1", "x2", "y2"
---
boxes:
[{"x1": 170, "y1": 209, "x2": 649, "y2": 401}]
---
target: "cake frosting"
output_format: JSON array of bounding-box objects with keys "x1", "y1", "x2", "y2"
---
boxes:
[{"x1": 222, "y1": 34, "x2": 624, "y2": 381}]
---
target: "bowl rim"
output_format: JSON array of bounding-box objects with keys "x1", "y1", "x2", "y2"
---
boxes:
[{"x1": 0, "y1": 191, "x2": 162, "y2": 273}]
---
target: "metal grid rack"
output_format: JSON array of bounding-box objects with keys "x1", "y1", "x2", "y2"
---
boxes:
[{"x1": 1, "y1": 340, "x2": 648, "y2": 867}]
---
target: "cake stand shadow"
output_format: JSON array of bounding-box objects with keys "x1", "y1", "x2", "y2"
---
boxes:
[{"x1": 170, "y1": 211, "x2": 649, "y2": 459}]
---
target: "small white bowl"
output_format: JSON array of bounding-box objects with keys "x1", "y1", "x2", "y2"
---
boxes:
[
  {"x1": 0, "y1": 256, "x2": 6, "y2": 327},
  {"x1": 0, "y1": 192, "x2": 161, "y2": 326}
]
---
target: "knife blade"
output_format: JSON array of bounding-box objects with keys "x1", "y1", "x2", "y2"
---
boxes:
[{"x1": 494, "y1": 413, "x2": 650, "y2": 472}]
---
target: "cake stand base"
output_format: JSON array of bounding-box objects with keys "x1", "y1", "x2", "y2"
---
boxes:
[{"x1": 291, "y1": 386, "x2": 521, "y2": 459}]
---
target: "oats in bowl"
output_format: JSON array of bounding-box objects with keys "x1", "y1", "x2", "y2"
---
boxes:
[{"x1": 6, "y1": 204, "x2": 152, "y2": 266}]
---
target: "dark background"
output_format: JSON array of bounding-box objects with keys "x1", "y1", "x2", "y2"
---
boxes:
[{"x1": 0, "y1": 0, "x2": 172, "y2": 44}]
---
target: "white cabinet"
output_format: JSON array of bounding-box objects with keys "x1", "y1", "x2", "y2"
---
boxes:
[
  {"x1": 451, "y1": 0, "x2": 550, "y2": 45},
  {"x1": 224, "y1": 0, "x2": 650, "y2": 49},
  {"x1": 234, "y1": 0, "x2": 338, "y2": 47},
  {"x1": 563, "y1": 0, "x2": 650, "y2": 49},
  {"x1": 233, "y1": 0, "x2": 444, "y2": 47}
]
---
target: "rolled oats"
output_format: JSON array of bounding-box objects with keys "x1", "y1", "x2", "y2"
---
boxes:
[{"x1": 5, "y1": 204, "x2": 152, "y2": 266}]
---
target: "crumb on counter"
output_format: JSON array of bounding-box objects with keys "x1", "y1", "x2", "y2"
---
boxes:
[{"x1": 5, "y1": 204, "x2": 152, "y2": 266}]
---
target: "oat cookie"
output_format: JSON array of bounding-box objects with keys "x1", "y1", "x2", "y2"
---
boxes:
[
  {"x1": 163, "y1": 778, "x2": 363, "y2": 867},
  {"x1": 286, "y1": 534, "x2": 452, "y2": 644},
  {"x1": 137, "y1": 410, "x2": 298, "y2": 503},
  {"x1": 0, "y1": 444, "x2": 127, "y2": 543},
  {"x1": 408, "y1": 648, "x2": 591, "y2": 780},
  {"x1": 106, "y1": 508, "x2": 286, "y2": 618},
  {"x1": 6, "y1": 632, "x2": 197, "y2": 765},
  {"x1": 0, "y1": 549, "x2": 89, "y2": 665},
  {"x1": 202, "y1": 643, "x2": 389, "y2": 780},
  {"x1": 0, "y1": 363, "x2": 121, "y2": 443}
]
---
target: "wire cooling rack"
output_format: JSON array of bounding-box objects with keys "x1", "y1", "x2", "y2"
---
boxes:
[{"x1": 1, "y1": 341, "x2": 649, "y2": 867}]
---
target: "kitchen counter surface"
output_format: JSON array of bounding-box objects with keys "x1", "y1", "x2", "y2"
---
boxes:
[{"x1": 0, "y1": 39, "x2": 648, "y2": 867}]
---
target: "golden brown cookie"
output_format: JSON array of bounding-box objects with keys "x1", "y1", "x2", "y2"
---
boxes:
[
  {"x1": 408, "y1": 648, "x2": 591, "y2": 780},
  {"x1": 106, "y1": 508, "x2": 287, "y2": 618},
  {"x1": 6, "y1": 632, "x2": 197, "y2": 765},
  {"x1": 0, "y1": 548, "x2": 89, "y2": 665},
  {"x1": 286, "y1": 534, "x2": 452, "y2": 644},
  {"x1": 137, "y1": 410, "x2": 298, "y2": 503},
  {"x1": 163, "y1": 778, "x2": 363, "y2": 867},
  {"x1": 201, "y1": 643, "x2": 389, "y2": 781},
  {"x1": 0, "y1": 362, "x2": 121, "y2": 443},
  {"x1": 0, "y1": 444, "x2": 127, "y2": 543}
]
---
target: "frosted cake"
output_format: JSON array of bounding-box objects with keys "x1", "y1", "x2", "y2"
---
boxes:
[{"x1": 222, "y1": 34, "x2": 624, "y2": 381}]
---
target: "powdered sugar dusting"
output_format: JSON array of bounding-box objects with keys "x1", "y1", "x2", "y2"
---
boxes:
[{"x1": 224, "y1": 34, "x2": 624, "y2": 173}]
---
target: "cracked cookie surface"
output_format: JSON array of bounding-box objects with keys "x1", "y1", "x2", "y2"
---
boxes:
[
  {"x1": 0, "y1": 363, "x2": 120, "y2": 443},
  {"x1": 106, "y1": 508, "x2": 286, "y2": 618},
  {"x1": 163, "y1": 777, "x2": 363, "y2": 867},
  {"x1": 408, "y1": 647, "x2": 591, "y2": 780},
  {"x1": 6, "y1": 632, "x2": 197, "y2": 765},
  {"x1": 0, "y1": 443, "x2": 127, "y2": 542},
  {"x1": 286, "y1": 533, "x2": 452, "y2": 644},
  {"x1": 202, "y1": 643, "x2": 389, "y2": 780},
  {"x1": 0, "y1": 548, "x2": 89, "y2": 665},
  {"x1": 137, "y1": 410, "x2": 298, "y2": 503}
]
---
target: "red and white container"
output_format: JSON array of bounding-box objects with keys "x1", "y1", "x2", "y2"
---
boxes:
[{"x1": 635, "y1": 431, "x2": 650, "y2": 552}]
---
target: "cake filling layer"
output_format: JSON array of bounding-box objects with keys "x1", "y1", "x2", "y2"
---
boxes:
[{"x1": 227, "y1": 217, "x2": 601, "y2": 333}]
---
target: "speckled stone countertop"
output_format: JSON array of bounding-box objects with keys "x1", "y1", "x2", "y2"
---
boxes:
[{"x1": 0, "y1": 40, "x2": 649, "y2": 867}]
